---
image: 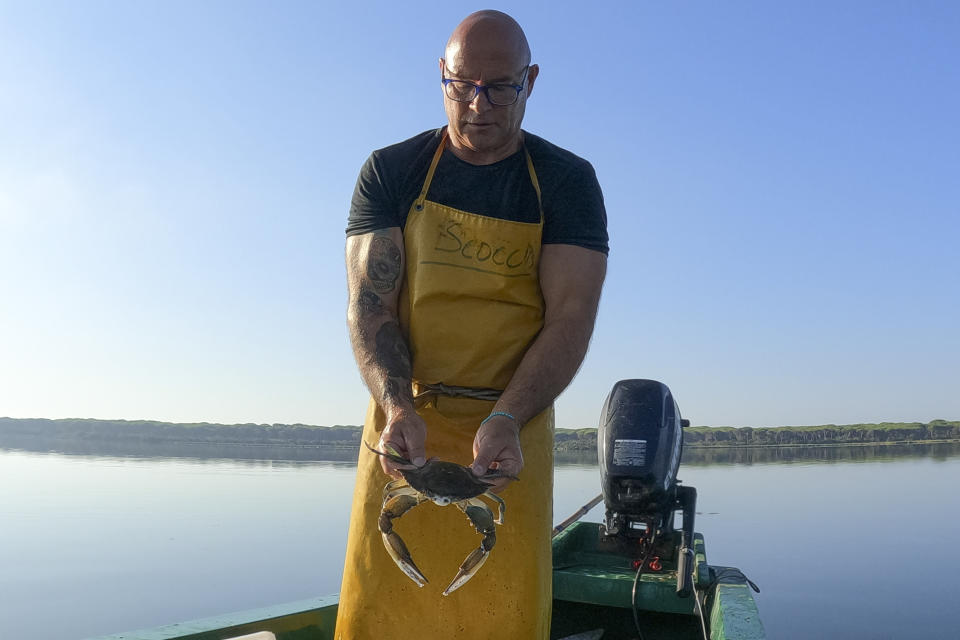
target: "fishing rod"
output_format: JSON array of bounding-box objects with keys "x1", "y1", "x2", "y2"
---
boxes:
[{"x1": 552, "y1": 493, "x2": 603, "y2": 538}]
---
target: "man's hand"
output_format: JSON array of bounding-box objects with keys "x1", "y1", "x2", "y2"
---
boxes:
[
  {"x1": 471, "y1": 415, "x2": 523, "y2": 492},
  {"x1": 377, "y1": 407, "x2": 427, "y2": 478}
]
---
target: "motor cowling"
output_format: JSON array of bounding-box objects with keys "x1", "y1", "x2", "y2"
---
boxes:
[{"x1": 598, "y1": 379, "x2": 685, "y2": 536}]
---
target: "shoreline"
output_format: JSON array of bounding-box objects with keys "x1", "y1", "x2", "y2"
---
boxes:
[{"x1": 2, "y1": 416, "x2": 958, "y2": 452}]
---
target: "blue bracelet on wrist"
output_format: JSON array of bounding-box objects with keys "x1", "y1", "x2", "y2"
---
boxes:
[{"x1": 481, "y1": 411, "x2": 518, "y2": 426}]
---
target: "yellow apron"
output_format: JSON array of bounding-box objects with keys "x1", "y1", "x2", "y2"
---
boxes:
[{"x1": 335, "y1": 130, "x2": 555, "y2": 639}]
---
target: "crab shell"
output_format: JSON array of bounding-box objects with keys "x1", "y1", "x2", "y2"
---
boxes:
[
  {"x1": 364, "y1": 441, "x2": 515, "y2": 502},
  {"x1": 398, "y1": 459, "x2": 498, "y2": 505}
]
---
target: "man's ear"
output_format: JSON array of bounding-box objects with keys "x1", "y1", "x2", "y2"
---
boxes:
[{"x1": 526, "y1": 64, "x2": 540, "y2": 98}]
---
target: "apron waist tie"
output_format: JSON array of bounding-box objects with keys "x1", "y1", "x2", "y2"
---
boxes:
[{"x1": 413, "y1": 381, "x2": 502, "y2": 402}]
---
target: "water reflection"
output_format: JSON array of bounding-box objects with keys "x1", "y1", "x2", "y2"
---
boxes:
[
  {"x1": 2, "y1": 432, "x2": 959, "y2": 467},
  {"x1": 681, "y1": 441, "x2": 960, "y2": 466},
  {"x1": 557, "y1": 441, "x2": 960, "y2": 466},
  {"x1": 0, "y1": 434, "x2": 361, "y2": 463}
]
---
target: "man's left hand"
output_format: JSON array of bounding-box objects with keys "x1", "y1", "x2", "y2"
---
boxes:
[{"x1": 471, "y1": 415, "x2": 523, "y2": 493}]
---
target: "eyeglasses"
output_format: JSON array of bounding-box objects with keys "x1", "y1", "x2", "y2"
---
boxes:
[{"x1": 441, "y1": 65, "x2": 529, "y2": 106}]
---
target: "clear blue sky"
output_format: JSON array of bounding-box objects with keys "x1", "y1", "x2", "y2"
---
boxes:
[{"x1": 1, "y1": 1, "x2": 957, "y2": 429}]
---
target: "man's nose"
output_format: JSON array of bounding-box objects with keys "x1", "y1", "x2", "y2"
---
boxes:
[{"x1": 469, "y1": 89, "x2": 493, "y2": 114}]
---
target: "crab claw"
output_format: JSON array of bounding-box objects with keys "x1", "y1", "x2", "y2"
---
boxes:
[
  {"x1": 382, "y1": 531, "x2": 428, "y2": 587},
  {"x1": 443, "y1": 501, "x2": 497, "y2": 596},
  {"x1": 442, "y1": 545, "x2": 490, "y2": 596},
  {"x1": 378, "y1": 492, "x2": 427, "y2": 587}
]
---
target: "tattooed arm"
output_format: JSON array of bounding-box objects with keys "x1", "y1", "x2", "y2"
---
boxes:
[{"x1": 346, "y1": 227, "x2": 426, "y2": 474}]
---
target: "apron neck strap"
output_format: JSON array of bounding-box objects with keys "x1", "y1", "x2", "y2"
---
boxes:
[
  {"x1": 414, "y1": 130, "x2": 448, "y2": 211},
  {"x1": 524, "y1": 147, "x2": 544, "y2": 224},
  {"x1": 415, "y1": 127, "x2": 544, "y2": 223}
]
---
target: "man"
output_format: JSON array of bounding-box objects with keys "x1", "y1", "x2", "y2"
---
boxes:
[{"x1": 335, "y1": 10, "x2": 607, "y2": 639}]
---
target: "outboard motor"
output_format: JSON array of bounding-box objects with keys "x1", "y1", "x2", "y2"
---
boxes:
[{"x1": 598, "y1": 379, "x2": 697, "y2": 596}]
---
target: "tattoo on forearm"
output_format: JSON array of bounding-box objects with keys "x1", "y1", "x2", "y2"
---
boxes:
[
  {"x1": 356, "y1": 287, "x2": 384, "y2": 317},
  {"x1": 375, "y1": 320, "x2": 414, "y2": 406},
  {"x1": 367, "y1": 236, "x2": 401, "y2": 293},
  {"x1": 376, "y1": 321, "x2": 411, "y2": 378}
]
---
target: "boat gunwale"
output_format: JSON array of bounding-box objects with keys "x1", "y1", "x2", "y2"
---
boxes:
[{"x1": 83, "y1": 596, "x2": 339, "y2": 640}]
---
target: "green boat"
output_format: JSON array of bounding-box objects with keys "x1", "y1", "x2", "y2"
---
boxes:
[
  {"x1": 89, "y1": 519, "x2": 762, "y2": 640},
  {"x1": 90, "y1": 380, "x2": 765, "y2": 640}
]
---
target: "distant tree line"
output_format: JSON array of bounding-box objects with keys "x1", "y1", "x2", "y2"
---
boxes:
[
  {"x1": 683, "y1": 421, "x2": 960, "y2": 446},
  {"x1": 0, "y1": 417, "x2": 362, "y2": 448},
  {"x1": 2, "y1": 417, "x2": 958, "y2": 452},
  {"x1": 554, "y1": 420, "x2": 960, "y2": 451}
]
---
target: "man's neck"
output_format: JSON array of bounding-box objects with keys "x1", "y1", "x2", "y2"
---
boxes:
[{"x1": 446, "y1": 132, "x2": 523, "y2": 165}]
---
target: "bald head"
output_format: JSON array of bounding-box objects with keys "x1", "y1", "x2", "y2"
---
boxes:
[
  {"x1": 439, "y1": 11, "x2": 538, "y2": 165},
  {"x1": 444, "y1": 10, "x2": 531, "y2": 74}
]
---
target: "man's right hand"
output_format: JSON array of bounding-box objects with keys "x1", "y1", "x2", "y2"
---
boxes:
[{"x1": 377, "y1": 407, "x2": 427, "y2": 477}]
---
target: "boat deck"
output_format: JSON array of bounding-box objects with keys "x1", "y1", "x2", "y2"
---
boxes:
[{"x1": 552, "y1": 601, "x2": 704, "y2": 640}]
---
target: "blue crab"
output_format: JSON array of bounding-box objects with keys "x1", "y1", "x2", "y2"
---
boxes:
[{"x1": 365, "y1": 441, "x2": 515, "y2": 595}]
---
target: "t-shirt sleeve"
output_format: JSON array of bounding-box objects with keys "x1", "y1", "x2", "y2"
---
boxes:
[
  {"x1": 542, "y1": 160, "x2": 609, "y2": 255},
  {"x1": 345, "y1": 151, "x2": 400, "y2": 236}
]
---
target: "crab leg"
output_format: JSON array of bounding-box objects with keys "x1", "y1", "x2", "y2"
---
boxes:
[
  {"x1": 383, "y1": 481, "x2": 418, "y2": 503},
  {"x1": 483, "y1": 490, "x2": 506, "y2": 525},
  {"x1": 443, "y1": 498, "x2": 497, "y2": 596},
  {"x1": 379, "y1": 492, "x2": 428, "y2": 587},
  {"x1": 382, "y1": 478, "x2": 406, "y2": 500}
]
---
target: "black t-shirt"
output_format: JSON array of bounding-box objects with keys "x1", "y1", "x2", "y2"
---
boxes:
[{"x1": 346, "y1": 128, "x2": 609, "y2": 254}]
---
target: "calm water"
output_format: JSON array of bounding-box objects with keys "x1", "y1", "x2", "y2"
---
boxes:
[{"x1": 2, "y1": 443, "x2": 959, "y2": 639}]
